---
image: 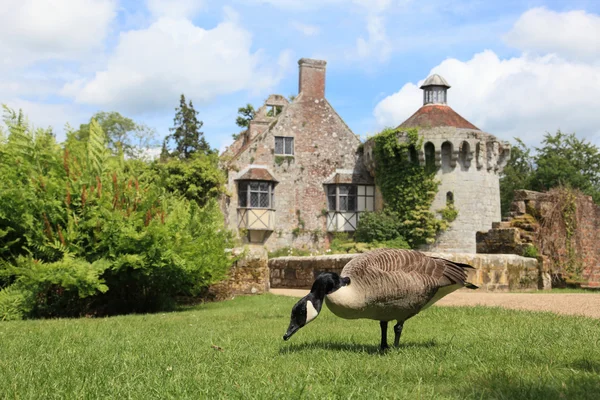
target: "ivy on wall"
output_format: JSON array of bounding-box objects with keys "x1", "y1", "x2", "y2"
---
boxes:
[{"x1": 358, "y1": 127, "x2": 453, "y2": 247}]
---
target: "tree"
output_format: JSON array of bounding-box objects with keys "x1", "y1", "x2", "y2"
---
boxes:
[
  {"x1": 232, "y1": 103, "x2": 256, "y2": 141},
  {"x1": 163, "y1": 94, "x2": 211, "y2": 159},
  {"x1": 235, "y1": 104, "x2": 255, "y2": 129},
  {"x1": 76, "y1": 111, "x2": 157, "y2": 159},
  {"x1": 153, "y1": 153, "x2": 226, "y2": 207},
  {"x1": 499, "y1": 138, "x2": 534, "y2": 215},
  {"x1": 499, "y1": 131, "x2": 600, "y2": 215},
  {"x1": 531, "y1": 131, "x2": 600, "y2": 202}
]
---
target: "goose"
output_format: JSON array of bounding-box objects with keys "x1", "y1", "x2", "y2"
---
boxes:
[{"x1": 283, "y1": 248, "x2": 478, "y2": 350}]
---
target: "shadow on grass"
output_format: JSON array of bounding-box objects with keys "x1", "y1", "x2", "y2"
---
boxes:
[
  {"x1": 280, "y1": 339, "x2": 436, "y2": 355},
  {"x1": 570, "y1": 358, "x2": 600, "y2": 374},
  {"x1": 457, "y1": 371, "x2": 600, "y2": 400}
]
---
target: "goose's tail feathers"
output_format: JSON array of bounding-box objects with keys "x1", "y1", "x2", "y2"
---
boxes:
[{"x1": 464, "y1": 282, "x2": 479, "y2": 290}]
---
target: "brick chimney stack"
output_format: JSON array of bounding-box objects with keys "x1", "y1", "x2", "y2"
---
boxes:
[{"x1": 298, "y1": 58, "x2": 326, "y2": 98}]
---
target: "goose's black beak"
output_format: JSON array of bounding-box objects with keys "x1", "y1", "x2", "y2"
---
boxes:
[{"x1": 283, "y1": 324, "x2": 300, "y2": 341}]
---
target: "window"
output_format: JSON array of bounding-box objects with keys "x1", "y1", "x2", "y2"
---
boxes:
[
  {"x1": 446, "y1": 191, "x2": 454, "y2": 205},
  {"x1": 338, "y1": 185, "x2": 357, "y2": 211},
  {"x1": 424, "y1": 142, "x2": 435, "y2": 169},
  {"x1": 408, "y1": 145, "x2": 419, "y2": 165},
  {"x1": 238, "y1": 181, "x2": 274, "y2": 209},
  {"x1": 459, "y1": 141, "x2": 471, "y2": 169},
  {"x1": 327, "y1": 186, "x2": 336, "y2": 211},
  {"x1": 327, "y1": 185, "x2": 374, "y2": 212},
  {"x1": 274, "y1": 136, "x2": 294, "y2": 155},
  {"x1": 441, "y1": 141, "x2": 453, "y2": 168}
]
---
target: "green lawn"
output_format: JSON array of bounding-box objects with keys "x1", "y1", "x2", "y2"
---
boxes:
[{"x1": 1, "y1": 294, "x2": 599, "y2": 399}]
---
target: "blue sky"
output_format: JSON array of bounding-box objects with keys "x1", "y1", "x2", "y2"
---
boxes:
[{"x1": 2, "y1": 0, "x2": 600, "y2": 152}]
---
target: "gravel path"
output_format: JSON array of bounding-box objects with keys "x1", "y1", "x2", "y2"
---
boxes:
[{"x1": 270, "y1": 288, "x2": 600, "y2": 319}]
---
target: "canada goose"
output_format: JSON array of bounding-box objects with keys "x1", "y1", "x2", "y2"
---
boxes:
[{"x1": 283, "y1": 248, "x2": 478, "y2": 350}]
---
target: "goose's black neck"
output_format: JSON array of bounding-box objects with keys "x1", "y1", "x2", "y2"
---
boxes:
[{"x1": 309, "y1": 272, "x2": 350, "y2": 311}]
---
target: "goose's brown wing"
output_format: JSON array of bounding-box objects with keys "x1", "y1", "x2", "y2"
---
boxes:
[{"x1": 341, "y1": 249, "x2": 473, "y2": 306}]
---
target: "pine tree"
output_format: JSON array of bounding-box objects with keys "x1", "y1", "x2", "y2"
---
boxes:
[{"x1": 163, "y1": 94, "x2": 211, "y2": 159}]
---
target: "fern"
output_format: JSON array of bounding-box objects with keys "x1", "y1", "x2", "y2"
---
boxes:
[{"x1": 87, "y1": 119, "x2": 108, "y2": 179}]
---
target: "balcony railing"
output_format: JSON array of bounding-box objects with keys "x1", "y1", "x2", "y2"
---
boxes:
[
  {"x1": 237, "y1": 208, "x2": 275, "y2": 231},
  {"x1": 326, "y1": 211, "x2": 359, "y2": 232}
]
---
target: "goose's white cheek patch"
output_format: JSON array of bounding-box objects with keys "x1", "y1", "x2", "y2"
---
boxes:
[{"x1": 306, "y1": 300, "x2": 319, "y2": 323}]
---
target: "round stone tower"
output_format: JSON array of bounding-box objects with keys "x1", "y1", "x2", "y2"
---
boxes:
[{"x1": 365, "y1": 74, "x2": 511, "y2": 253}]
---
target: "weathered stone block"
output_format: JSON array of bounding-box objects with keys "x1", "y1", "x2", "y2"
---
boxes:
[{"x1": 511, "y1": 201, "x2": 526, "y2": 214}]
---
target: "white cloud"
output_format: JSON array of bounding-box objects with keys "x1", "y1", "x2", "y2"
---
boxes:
[
  {"x1": 2, "y1": 99, "x2": 88, "y2": 140},
  {"x1": 243, "y1": 0, "x2": 395, "y2": 62},
  {"x1": 504, "y1": 7, "x2": 600, "y2": 62},
  {"x1": 242, "y1": 0, "x2": 394, "y2": 11},
  {"x1": 291, "y1": 22, "x2": 320, "y2": 36},
  {"x1": 146, "y1": 0, "x2": 204, "y2": 19},
  {"x1": 355, "y1": 14, "x2": 392, "y2": 62},
  {"x1": 63, "y1": 10, "x2": 292, "y2": 114},
  {"x1": 374, "y1": 50, "x2": 600, "y2": 146},
  {"x1": 374, "y1": 8, "x2": 600, "y2": 146},
  {"x1": 0, "y1": 0, "x2": 116, "y2": 66}
]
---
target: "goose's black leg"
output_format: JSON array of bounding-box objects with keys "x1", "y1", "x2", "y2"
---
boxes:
[
  {"x1": 379, "y1": 321, "x2": 389, "y2": 350},
  {"x1": 393, "y1": 321, "x2": 404, "y2": 347}
]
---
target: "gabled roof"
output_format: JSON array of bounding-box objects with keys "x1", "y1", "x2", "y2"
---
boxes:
[
  {"x1": 398, "y1": 104, "x2": 480, "y2": 131},
  {"x1": 323, "y1": 170, "x2": 374, "y2": 185},
  {"x1": 235, "y1": 167, "x2": 278, "y2": 183}
]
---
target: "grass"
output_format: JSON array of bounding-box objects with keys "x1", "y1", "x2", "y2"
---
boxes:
[{"x1": 1, "y1": 294, "x2": 599, "y2": 399}]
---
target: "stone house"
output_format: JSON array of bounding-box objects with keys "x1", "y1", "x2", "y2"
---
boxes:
[
  {"x1": 222, "y1": 59, "x2": 510, "y2": 254},
  {"x1": 221, "y1": 58, "x2": 375, "y2": 251}
]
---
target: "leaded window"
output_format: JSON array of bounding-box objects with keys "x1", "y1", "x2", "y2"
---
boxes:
[
  {"x1": 274, "y1": 136, "x2": 294, "y2": 155},
  {"x1": 327, "y1": 185, "x2": 374, "y2": 212},
  {"x1": 238, "y1": 181, "x2": 274, "y2": 209},
  {"x1": 338, "y1": 185, "x2": 357, "y2": 211}
]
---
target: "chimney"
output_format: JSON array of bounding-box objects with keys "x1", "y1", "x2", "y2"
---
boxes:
[{"x1": 298, "y1": 58, "x2": 326, "y2": 98}]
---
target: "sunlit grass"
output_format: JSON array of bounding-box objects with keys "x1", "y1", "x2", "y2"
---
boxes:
[{"x1": 1, "y1": 294, "x2": 599, "y2": 399}]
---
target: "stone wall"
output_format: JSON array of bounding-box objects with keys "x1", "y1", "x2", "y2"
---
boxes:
[
  {"x1": 477, "y1": 189, "x2": 600, "y2": 288},
  {"x1": 269, "y1": 252, "x2": 542, "y2": 292},
  {"x1": 208, "y1": 247, "x2": 270, "y2": 300}
]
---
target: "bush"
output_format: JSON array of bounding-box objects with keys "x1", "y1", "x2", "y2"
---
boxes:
[
  {"x1": 329, "y1": 232, "x2": 409, "y2": 254},
  {"x1": 354, "y1": 210, "x2": 402, "y2": 243},
  {"x1": 522, "y1": 244, "x2": 539, "y2": 259},
  {"x1": 0, "y1": 285, "x2": 32, "y2": 321},
  {"x1": 153, "y1": 153, "x2": 225, "y2": 206},
  {"x1": 0, "y1": 108, "x2": 233, "y2": 319},
  {"x1": 439, "y1": 204, "x2": 458, "y2": 223}
]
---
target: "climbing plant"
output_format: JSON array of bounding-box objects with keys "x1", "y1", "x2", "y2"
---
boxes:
[
  {"x1": 357, "y1": 127, "x2": 451, "y2": 247},
  {"x1": 538, "y1": 187, "x2": 585, "y2": 282}
]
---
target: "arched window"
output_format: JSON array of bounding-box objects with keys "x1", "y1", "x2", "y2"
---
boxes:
[
  {"x1": 424, "y1": 142, "x2": 435, "y2": 169},
  {"x1": 475, "y1": 142, "x2": 482, "y2": 169},
  {"x1": 446, "y1": 191, "x2": 454, "y2": 205},
  {"x1": 459, "y1": 141, "x2": 471, "y2": 169},
  {"x1": 441, "y1": 141, "x2": 453, "y2": 168},
  {"x1": 408, "y1": 145, "x2": 419, "y2": 165}
]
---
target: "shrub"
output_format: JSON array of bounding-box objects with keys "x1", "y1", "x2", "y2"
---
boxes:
[
  {"x1": 329, "y1": 232, "x2": 409, "y2": 254},
  {"x1": 0, "y1": 107, "x2": 233, "y2": 319},
  {"x1": 153, "y1": 153, "x2": 225, "y2": 206},
  {"x1": 354, "y1": 210, "x2": 402, "y2": 243},
  {"x1": 439, "y1": 204, "x2": 458, "y2": 223},
  {"x1": 380, "y1": 236, "x2": 410, "y2": 249},
  {"x1": 522, "y1": 244, "x2": 539, "y2": 259}
]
